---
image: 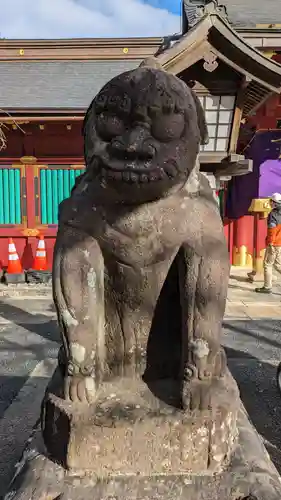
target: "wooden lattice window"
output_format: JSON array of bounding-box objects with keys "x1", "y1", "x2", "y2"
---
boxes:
[
  {"x1": 0, "y1": 167, "x2": 22, "y2": 224},
  {"x1": 40, "y1": 167, "x2": 84, "y2": 225}
]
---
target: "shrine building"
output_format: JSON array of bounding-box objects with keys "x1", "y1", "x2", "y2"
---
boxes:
[{"x1": 0, "y1": 0, "x2": 281, "y2": 272}]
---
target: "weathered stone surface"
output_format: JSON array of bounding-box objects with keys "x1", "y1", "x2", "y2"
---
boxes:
[
  {"x1": 4, "y1": 408, "x2": 281, "y2": 500},
  {"x1": 51, "y1": 63, "x2": 229, "y2": 403},
  {"x1": 44, "y1": 61, "x2": 234, "y2": 472},
  {"x1": 41, "y1": 368, "x2": 239, "y2": 474}
]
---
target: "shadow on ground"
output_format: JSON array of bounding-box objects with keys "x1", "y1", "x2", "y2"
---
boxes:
[
  {"x1": 230, "y1": 274, "x2": 252, "y2": 283},
  {"x1": 0, "y1": 299, "x2": 59, "y2": 343},
  {"x1": 0, "y1": 302, "x2": 281, "y2": 492},
  {"x1": 229, "y1": 273, "x2": 281, "y2": 295},
  {"x1": 224, "y1": 318, "x2": 281, "y2": 472},
  {"x1": 228, "y1": 283, "x2": 281, "y2": 295}
]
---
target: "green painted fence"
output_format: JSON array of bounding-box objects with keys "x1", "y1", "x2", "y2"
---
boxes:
[
  {"x1": 40, "y1": 168, "x2": 84, "y2": 224},
  {"x1": 0, "y1": 168, "x2": 22, "y2": 224}
]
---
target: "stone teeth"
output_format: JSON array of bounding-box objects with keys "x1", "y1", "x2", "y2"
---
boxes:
[
  {"x1": 139, "y1": 174, "x2": 149, "y2": 183},
  {"x1": 123, "y1": 171, "x2": 131, "y2": 182},
  {"x1": 130, "y1": 173, "x2": 139, "y2": 183},
  {"x1": 149, "y1": 171, "x2": 159, "y2": 181},
  {"x1": 101, "y1": 167, "x2": 166, "y2": 183},
  {"x1": 112, "y1": 171, "x2": 123, "y2": 181}
]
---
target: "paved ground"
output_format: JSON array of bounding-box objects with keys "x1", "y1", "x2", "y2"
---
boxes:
[
  {"x1": 0, "y1": 298, "x2": 59, "y2": 497},
  {"x1": 225, "y1": 269, "x2": 281, "y2": 473},
  {"x1": 0, "y1": 269, "x2": 281, "y2": 496}
]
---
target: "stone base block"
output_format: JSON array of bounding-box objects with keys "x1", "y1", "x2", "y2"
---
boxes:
[
  {"x1": 41, "y1": 369, "x2": 239, "y2": 474},
  {"x1": 4, "y1": 272, "x2": 26, "y2": 285},
  {"x1": 4, "y1": 408, "x2": 281, "y2": 500},
  {"x1": 26, "y1": 270, "x2": 52, "y2": 284}
]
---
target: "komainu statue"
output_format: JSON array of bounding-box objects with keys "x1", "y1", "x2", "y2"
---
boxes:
[
  {"x1": 41, "y1": 62, "x2": 239, "y2": 475},
  {"x1": 7, "y1": 61, "x2": 281, "y2": 500}
]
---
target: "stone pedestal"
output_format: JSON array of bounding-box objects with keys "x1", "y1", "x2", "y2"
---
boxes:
[
  {"x1": 4, "y1": 406, "x2": 281, "y2": 500},
  {"x1": 41, "y1": 368, "x2": 239, "y2": 475}
]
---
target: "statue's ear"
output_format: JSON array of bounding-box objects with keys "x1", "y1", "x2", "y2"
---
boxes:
[
  {"x1": 191, "y1": 91, "x2": 209, "y2": 145},
  {"x1": 139, "y1": 57, "x2": 163, "y2": 70}
]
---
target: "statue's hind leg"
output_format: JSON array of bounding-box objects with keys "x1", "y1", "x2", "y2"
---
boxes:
[{"x1": 179, "y1": 242, "x2": 232, "y2": 412}]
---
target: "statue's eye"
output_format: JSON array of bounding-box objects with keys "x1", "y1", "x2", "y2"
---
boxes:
[
  {"x1": 96, "y1": 113, "x2": 126, "y2": 141},
  {"x1": 151, "y1": 113, "x2": 185, "y2": 142}
]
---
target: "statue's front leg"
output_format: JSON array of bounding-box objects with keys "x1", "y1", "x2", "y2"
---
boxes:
[
  {"x1": 179, "y1": 243, "x2": 229, "y2": 411},
  {"x1": 53, "y1": 228, "x2": 105, "y2": 404}
]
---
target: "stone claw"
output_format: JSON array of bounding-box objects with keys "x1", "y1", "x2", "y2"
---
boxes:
[
  {"x1": 182, "y1": 379, "x2": 213, "y2": 412},
  {"x1": 64, "y1": 375, "x2": 96, "y2": 404}
]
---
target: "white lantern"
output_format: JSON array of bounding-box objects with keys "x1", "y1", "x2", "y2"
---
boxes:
[{"x1": 199, "y1": 95, "x2": 236, "y2": 153}]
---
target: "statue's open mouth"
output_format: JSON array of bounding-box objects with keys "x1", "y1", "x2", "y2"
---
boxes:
[
  {"x1": 98, "y1": 157, "x2": 163, "y2": 183},
  {"x1": 98, "y1": 156, "x2": 179, "y2": 184}
]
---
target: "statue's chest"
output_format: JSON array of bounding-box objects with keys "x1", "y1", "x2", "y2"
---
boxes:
[{"x1": 97, "y1": 205, "x2": 185, "y2": 266}]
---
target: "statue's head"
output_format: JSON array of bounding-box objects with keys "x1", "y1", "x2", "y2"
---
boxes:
[{"x1": 83, "y1": 63, "x2": 208, "y2": 203}]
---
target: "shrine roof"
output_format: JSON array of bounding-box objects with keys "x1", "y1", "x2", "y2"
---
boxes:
[
  {"x1": 0, "y1": 38, "x2": 157, "y2": 111},
  {"x1": 159, "y1": 12, "x2": 281, "y2": 89},
  {"x1": 0, "y1": 3, "x2": 281, "y2": 113},
  {"x1": 158, "y1": 10, "x2": 281, "y2": 116},
  {"x1": 223, "y1": 0, "x2": 281, "y2": 27},
  {"x1": 0, "y1": 60, "x2": 139, "y2": 110}
]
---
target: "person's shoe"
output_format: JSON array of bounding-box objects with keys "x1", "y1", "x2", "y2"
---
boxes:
[
  {"x1": 247, "y1": 272, "x2": 255, "y2": 283},
  {"x1": 255, "y1": 287, "x2": 272, "y2": 294}
]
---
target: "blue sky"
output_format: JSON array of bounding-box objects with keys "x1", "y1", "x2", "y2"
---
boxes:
[
  {"x1": 144, "y1": 0, "x2": 182, "y2": 15},
  {"x1": 0, "y1": 0, "x2": 182, "y2": 39}
]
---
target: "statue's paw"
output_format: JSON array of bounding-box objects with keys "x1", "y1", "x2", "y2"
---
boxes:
[
  {"x1": 182, "y1": 379, "x2": 214, "y2": 412},
  {"x1": 64, "y1": 375, "x2": 96, "y2": 404}
]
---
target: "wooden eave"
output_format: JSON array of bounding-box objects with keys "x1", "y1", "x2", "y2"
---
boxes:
[
  {"x1": 0, "y1": 37, "x2": 162, "y2": 62},
  {"x1": 237, "y1": 27, "x2": 281, "y2": 49},
  {"x1": 199, "y1": 153, "x2": 252, "y2": 175},
  {"x1": 0, "y1": 110, "x2": 86, "y2": 122},
  {"x1": 237, "y1": 28, "x2": 281, "y2": 35},
  {"x1": 0, "y1": 37, "x2": 162, "y2": 47},
  {"x1": 0, "y1": 115, "x2": 84, "y2": 123},
  {"x1": 156, "y1": 13, "x2": 281, "y2": 117},
  {"x1": 0, "y1": 108, "x2": 86, "y2": 115},
  {"x1": 1, "y1": 30, "x2": 280, "y2": 62}
]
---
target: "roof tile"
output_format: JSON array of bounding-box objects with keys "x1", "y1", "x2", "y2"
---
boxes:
[
  {"x1": 223, "y1": 0, "x2": 281, "y2": 27},
  {"x1": 0, "y1": 60, "x2": 139, "y2": 109}
]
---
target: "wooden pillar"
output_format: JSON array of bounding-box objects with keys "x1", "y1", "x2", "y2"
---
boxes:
[
  {"x1": 223, "y1": 218, "x2": 234, "y2": 264},
  {"x1": 20, "y1": 156, "x2": 39, "y2": 268},
  {"x1": 232, "y1": 215, "x2": 254, "y2": 267}
]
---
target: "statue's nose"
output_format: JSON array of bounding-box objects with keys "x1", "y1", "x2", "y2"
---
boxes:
[
  {"x1": 127, "y1": 143, "x2": 139, "y2": 152},
  {"x1": 110, "y1": 125, "x2": 156, "y2": 159},
  {"x1": 125, "y1": 127, "x2": 146, "y2": 153}
]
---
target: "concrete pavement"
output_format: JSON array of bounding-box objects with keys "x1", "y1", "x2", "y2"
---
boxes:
[
  {"x1": 225, "y1": 268, "x2": 281, "y2": 472},
  {"x1": 0, "y1": 298, "x2": 59, "y2": 496},
  {"x1": 0, "y1": 269, "x2": 281, "y2": 496}
]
